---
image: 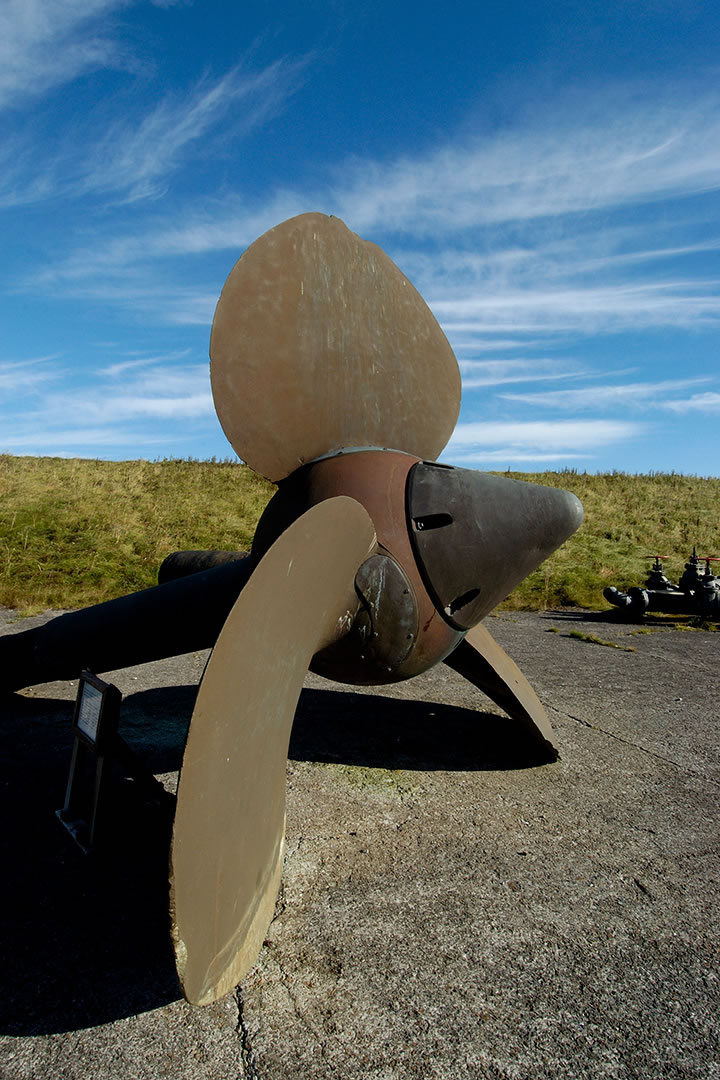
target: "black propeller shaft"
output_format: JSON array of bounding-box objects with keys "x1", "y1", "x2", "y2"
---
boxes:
[{"x1": 0, "y1": 555, "x2": 254, "y2": 693}]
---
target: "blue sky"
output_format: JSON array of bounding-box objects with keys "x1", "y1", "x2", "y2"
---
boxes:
[{"x1": 1, "y1": 0, "x2": 718, "y2": 474}]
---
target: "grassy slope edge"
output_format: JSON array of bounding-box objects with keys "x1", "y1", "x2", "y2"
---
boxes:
[{"x1": 1, "y1": 455, "x2": 719, "y2": 614}]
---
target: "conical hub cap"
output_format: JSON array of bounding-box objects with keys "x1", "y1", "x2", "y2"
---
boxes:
[{"x1": 407, "y1": 463, "x2": 583, "y2": 629}]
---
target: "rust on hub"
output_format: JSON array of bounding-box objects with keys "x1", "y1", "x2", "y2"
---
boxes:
[{"x1": 253, "y1": 449, "x2": 462, "y2": 684}]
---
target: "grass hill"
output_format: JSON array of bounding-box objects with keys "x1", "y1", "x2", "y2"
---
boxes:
[{"x1": 1, "y1": 454, "x2": 718, "y2": 614}]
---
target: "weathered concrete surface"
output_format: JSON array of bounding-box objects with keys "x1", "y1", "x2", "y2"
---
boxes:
[{"x1": 1, "y1": 607, "x2": 718, "y2": 1079}]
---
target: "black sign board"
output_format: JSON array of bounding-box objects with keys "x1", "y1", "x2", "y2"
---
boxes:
[
  {"x1": 56, "y1": 671, "x2": 121, "y2": 853},
  {"x1": 72, "y1": 670, "x2": 120, "y2": 751}
]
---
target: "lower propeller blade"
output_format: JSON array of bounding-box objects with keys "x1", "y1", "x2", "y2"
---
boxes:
[
  {"x1": 170, "y1": 497, "x2": 376, "y2": 1005},
  {"x1": 444, "y1": 622, "x2": 559, "y2": 759}
]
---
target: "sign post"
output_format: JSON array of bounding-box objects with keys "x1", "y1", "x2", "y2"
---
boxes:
[{"x1": 56, "y1": 671, "x2": 121, "y2": 853}]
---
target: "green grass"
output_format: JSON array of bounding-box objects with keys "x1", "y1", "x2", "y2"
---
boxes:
[
  {"x1": 565, "y1": 629, "x2": 636, "y2": 652},
  {"x1": 0, "y1": 456, "x2": 274, "y2": 611},
  {"x1": 1, "y1": 455, "x2": 719, "y2": 614}
]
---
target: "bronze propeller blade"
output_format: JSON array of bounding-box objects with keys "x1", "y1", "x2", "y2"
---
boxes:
[
  {"x1": 210, "y1": 212, "x2": 461, "y2": 481},
  {"x1": 170, "y1": 496, "x2": 376, "y2": 1005},
  {"x1": 444, "y1": 621, "x2": 559, "y2": 758}
]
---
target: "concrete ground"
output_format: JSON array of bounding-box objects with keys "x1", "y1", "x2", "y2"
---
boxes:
[{"x1": 0, "y1": 607, "x2": 718, "y2": 1079}]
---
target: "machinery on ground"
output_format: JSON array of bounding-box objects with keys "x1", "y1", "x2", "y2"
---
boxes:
[{"x1": 604, "y1": 549, "x2": 720, "y2": 618}]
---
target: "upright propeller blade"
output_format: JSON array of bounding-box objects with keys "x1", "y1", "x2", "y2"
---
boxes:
[
  {"x1": 170, "y1": 497, "x2": 376, "y2": 1005},
  {"x1": 210, "y1": 212, "x2": 461, "y2": 481}
]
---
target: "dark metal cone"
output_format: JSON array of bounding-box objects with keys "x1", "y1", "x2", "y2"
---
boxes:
[{"x1": 408, "y1": 465, "x2": 584, "y2": 629}]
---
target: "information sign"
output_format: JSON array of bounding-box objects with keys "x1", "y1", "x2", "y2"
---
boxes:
[{"x1": 57, "y1": 671, "x2": 122, "y2": 853}]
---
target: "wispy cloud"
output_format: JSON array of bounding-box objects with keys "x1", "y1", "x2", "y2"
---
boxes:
[
  {"x1": 0, "y1": 356, "x2": 62, "y2": 392},
  {"x1": 81, "y1": 59, "x2": 306, "y2": 202},
  {"x1": 31, "y1": 190, "x2": 310, "y2": 285},
  {"x1": 433, "y1": 282, "x2": 720, "y2": 335},
  {"x1": 0, "y1": 0, "x2": 131, "y2": 111},
  {"x1": 18, "y1": 273, "x2": 221, "y2": 327},
  {"x1": 452, "y1": 339, "x2": 545, "y2": 353},
  {"x1": 443, "y1": 419, "x2": 643, "y2": 465},
  {"x1": 0, "y1": 0, "x2": 309, "y2": 211},
  {"x1": 332, "y1": 92, "x2": 720, "y2": 235},
  {"x1": 662, "y1": 391, "x2": 720, "y2": 414},
  {"x1": 1, "y1": 427, "x2": 175, "y2": 452},
  {"x1": 0, "y1": 136, "x2": 58, "y2": 208},
  {"x1": 49, "y1": 362, "x2": 214, "y2": 421},
  {"x1": 1, "y1": 58, "x2": 307, "y2": 210},
  {"x1": 558, "y1": 238, "x2": 720, "y2": 277},
  {"x1": 99, "y1": 348, "x2": 192, "y2": 376},
  {"x1": 458, "y1": 358, "x2": 584, "y2": 388},
  {"x1": 500, "y1": 377, "x2": 712, "y2": 410},
  {"x1": 79, "y1": 88, "x2": 720, "y2": 237},
  {"x1": 0, "y1": 354, "x2": 216, "y2": 458}
]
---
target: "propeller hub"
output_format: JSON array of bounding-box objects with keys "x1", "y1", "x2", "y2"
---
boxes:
[
  {"x1": 253, "y1": 449, "x2": 462, "y2": 684},
  {"x1": 253, "y1": 449, "x2": 583, "y2": 682}
]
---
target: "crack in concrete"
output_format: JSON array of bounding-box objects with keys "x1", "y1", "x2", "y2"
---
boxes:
[
  {"x1": 551, "y1": 705, "x2": 720, "y2": 787},
  {"x1": 636, "y1": 642, "x2": 719, "y2": 676},
  {"x1": 235, "y1": 987, "x2": 261, "y2": 1080},
  {"x1": 275, "y1": 959, "x2": 328, "y2": 1056}
]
